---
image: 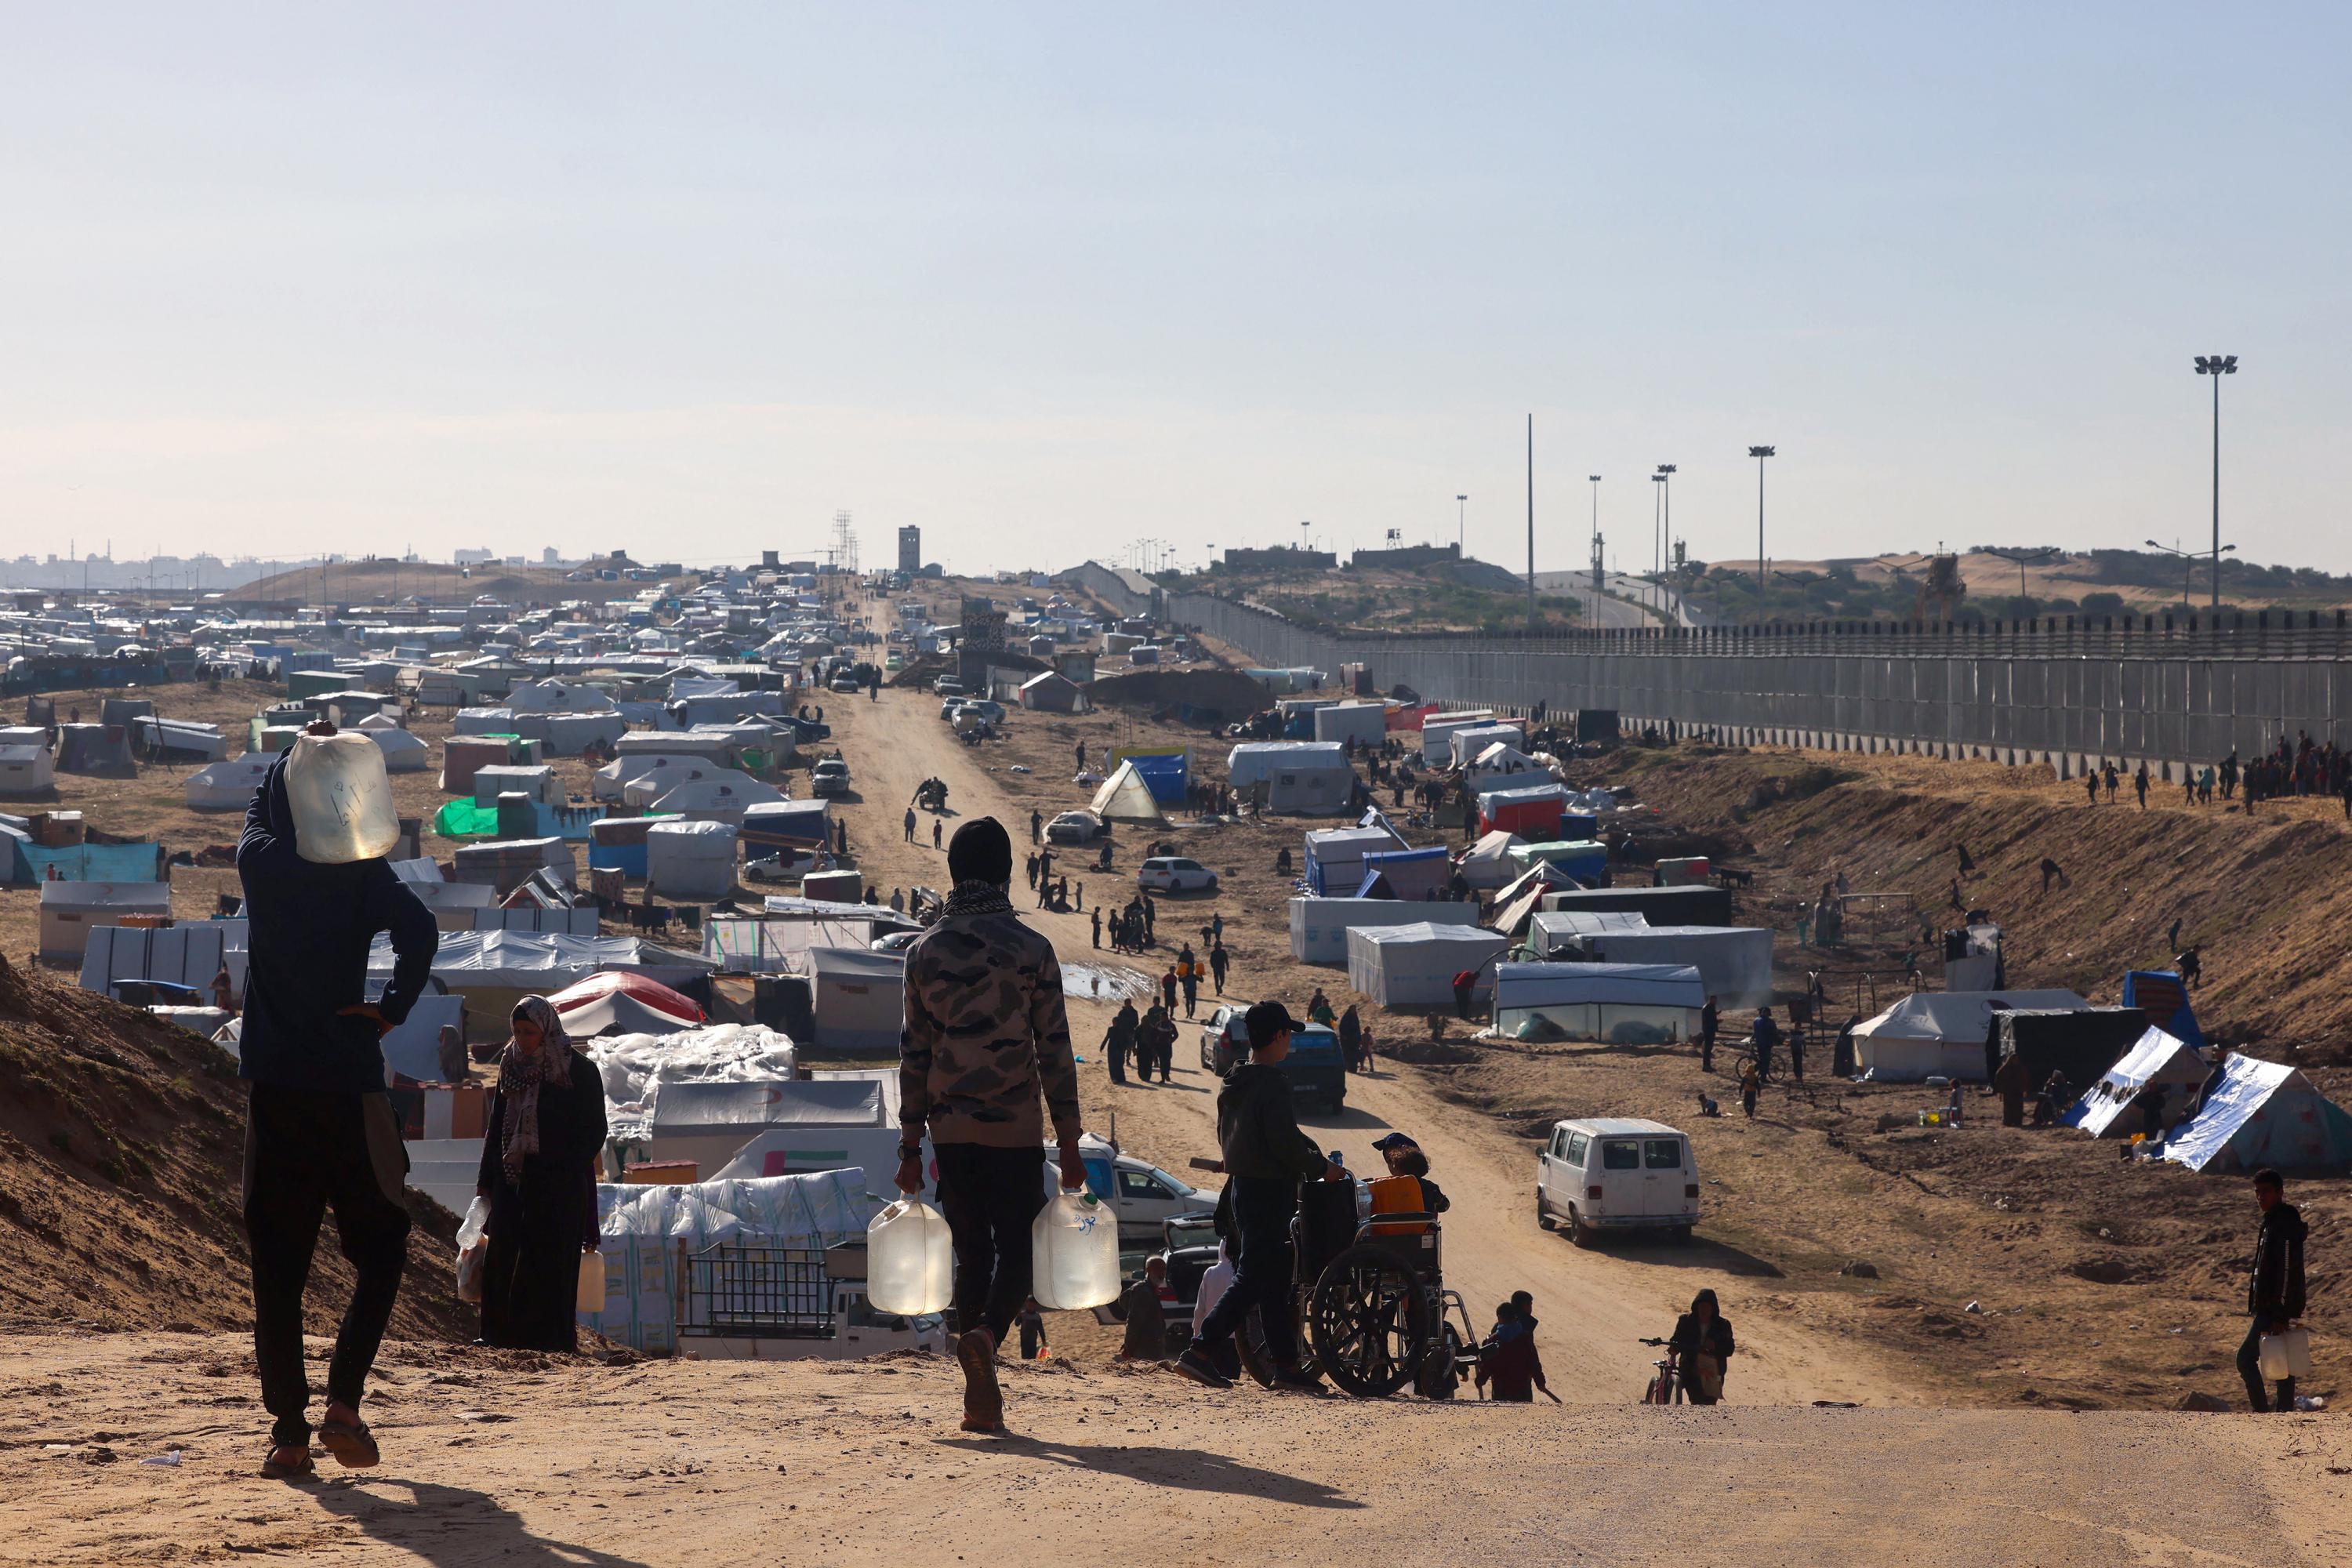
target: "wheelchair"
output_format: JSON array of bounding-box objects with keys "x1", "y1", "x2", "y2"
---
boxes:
[{"x1": 1246, "y1": 1174, "x2": 1483, "y2": 1398}]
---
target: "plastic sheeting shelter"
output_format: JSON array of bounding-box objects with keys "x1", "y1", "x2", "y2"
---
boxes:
[
  {"x1": 808, "y1": 946, "x2": 906, "y2": 1054},
  {"x1": 1107, "y1": 747, "x2": 1189, "y2": 805},
  {"x1": 740, "y1": 800, "x2": 833, "y2": 852},
  {"x1": 1302, "y1": 827, "x2": 1393, "y2": 895},
  {"x1": 1288, "y1": 896, "x2": 1477, "y2": 965},
  {"x1": 1419, "y1": 712, "x2": 1496, "y2": 764},
  {"x1": 1539, "y1": 884, "x2": 1734, "y2": 927},
  {"x1": 1309, "y1": 702, "x2": 1387, "y2": 750},
  {"x1": 472, "y1": 764, "x2": 558, "y2": 807},
  {"x1": 639, "y1": 1078, "x2": 891, "y2": 1178},
  {"x1": 1849, "y1": 989, "x2": 2089, "y2": 1083},
  {"x1": 131, "y1": 717, "x2": 228, "y2": 763},
  {"x1": 2068, "y1": 1028, "x2": 2209, "y2": 1138},
  {"x1": 0, "y1": 743, "x2": 53, "y2": 797},
  {"x1": 38, "y1": 880, "x2": 172, "y2": 960},
  {"x1": 1228, "y1": 742, "x2": 1354, "y2": 815},
  {"x1": 1509, "y1": 840, "x2": 1609, "y2": 883},
  {"x1": 1478, "y1": 784, "x2": 1567, "y2": 839},
  {"x1": 1550, "y1": 925, "x2": 1775, "y2": 1010},
  {"x1": 705, "y1": 900, "x2": 912, "y2": 975},
  {"x1": 53, "y1": 724, "x2": 136, "y2": 779},
  {"x1": 1491, "y1": 961, "x2": 1705, "y2": 1045},
  {"x1": 185, "y1": 757, "x2": 274, "y2": 811},
  {"x1": 646, "y1": 820, "x2": 739, "y2": 900},
  {"x1": 630, "y1": 769, "x2": 786, "y2": 823},
  {"x1": 368, "y1": 727, "x2": 430, "y2": 773},
  {"x1": 2162, "y1": 1055, "x2": 2352, "y2": 1173},
  {"x1": 2122, "y1": 970, "x2": 2206, "y2": 1049},
  {"x1": 1457, "y1": 829, "x2": 1526, "y2": 891},
  {"x1": 1089, "y1": 760, "x2": 1167, "y2": 826},
  {"x1": 1446, "y1": 722, "x2": 1525, "y2": 768},
  {"x1": 1464, "y1": 743, "x2": 1546, "y2": 790},
  {"x1": 1345, "y1": 922, "x2": 1508, "y2": 1007},
  {"x1": 1356, "y1": 846, "x2": 1450, "y2": 901},
  {"x1": 1991, "y1": 1008, "x2": 2152, "y2": 1095}
]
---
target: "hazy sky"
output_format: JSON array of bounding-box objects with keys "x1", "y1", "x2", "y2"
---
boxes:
[{"x1": 3, "y1": 4, "x2": 2346, "y2": 576}]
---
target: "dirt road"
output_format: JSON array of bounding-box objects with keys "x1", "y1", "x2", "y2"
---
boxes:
[{"x1": 817, "y1": 655, "x2": 1896, "y2": 1406}]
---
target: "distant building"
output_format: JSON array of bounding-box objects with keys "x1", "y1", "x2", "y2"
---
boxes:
[
  {"x1": 1224, "y1": 544, "x2": 1336, "y2": 572},
  {"x1": 1350, "y1": 542, "x2": 1461, "y2": 570},
  {"x1": 898, "y1": 526, "x2": 922, "y2": 574},
  {"x1": 453, "y1": 548, "x2": 495, "y2": 565}
]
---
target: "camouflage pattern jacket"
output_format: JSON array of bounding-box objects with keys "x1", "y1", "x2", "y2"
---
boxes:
[{"x1": 900, "y1": 881, "x2": 1081, "y2": 1149}]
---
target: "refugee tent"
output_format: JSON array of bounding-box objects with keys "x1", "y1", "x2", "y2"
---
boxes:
[
  {"x1": 38, "y1": 880, "x2": 173, "y2": 960},
  {"x1": 1309, "y1": 702, "x2": 1388, "y2": 750},
  {"x1": 453, "y1": 706, "x2": 519, "y2": 735},
  {"x1": 1419, "y1": 711, "x2": 1496, "y2": 764},
  {"x1": 1227, "y1": 742, "x2": 1354, "y2": 815},
  {"x1": 594, "y1": 752, "x2": 706, "y2": 802},
  {"x1": 1356, "y1": 846, "x2": 1451, "y2": 901},
  {"x1": 1287, "y1": 896, "x2": 1479, "y2": 965},
  {"x1": 0, "y1": 741, "x2": 53, "y2": 797},
  {"x1": 1477, "y1": 784, "x2": 1567, "y2": 840},
  {"x1": 1848, "y1": 989, "x2": 2089, "y2": 1083},
  {"x1": 532, "y1": 711, "x2": 629, "y2": 753},
  {"x1": 637, "y1": 1078, "x2": 891, "y2": 1181},
  {"x1": 1990, "y1": 1007, "x2": 2151, "y2": 1098},
  {"x1": 1526, "y1": 909, "x2": 1650, "y2": 953},
  {"x1": 131, "y1": 717, "x2": 229, "y2": 763},
  {"x1": 1550, "y1": 924, "x2": 1776, "y2": 1009},
  {"x1": 581, "y1": 1022, "x2": 803, "y2": 1140},
  {"x1": 633, "y1": 770, "x2": 785, "y2": 824},
  {"x1": 704, "y1": 899, "x2": 913, "y2": 975},
  {"x1": 368, "y1": 726, "x2": 430, "y2": 773},
  {"x1": 1509, "y1": 840, "x2": 1609, "y2": 883},
  {"x1": 1446, "y1": 722, "x2": 1525, "y2": 769},
  {"x1": 508, "y1": 677, "x2": 618, "y2": 714},
  {"x1": 2162, "y1": 1056, "x2": 2352, "y2": 1174},
  {"x1": 807, "y1": 946, "x2": 906, "y2": 1054},
  {"x1": 1018, "y1": 670, "x2": 1087, "y2": 713},
  {"x1": 472, "y1": 763, "x2": 559, "y2": 807},
  {"x1": 80, "y1": 920, "x2": 241, "y2": 1000},
  {"x1": 371, "y1": 929, "x2": 717, "y2": 1023},
  {"x1": 740, "y1": 800, "x2": 833, "y2": 854},
  {"x1": 1302, "y1": 826, "x2": 1394, "y2": 895},
  {"x1": 552, "y1": 978, "x2": 702, "y2": 1038},
  {"x1": 440, "y1": 736, "x2": 515, "y2": 795},
  {"x1": 1089, "y1": 760, "x2": 1168, "y2": 825},
  {"x1": 1106, "y1": 746, "x2": 1189, "y2": 804},
  {"x1": 1490, "y1": 962, "x2": 1706, "y2": 1045},
  {"x1": 53, "y1": 724, "x2": 136, "y2": 778},
  {"x1": 1345, "y1": 922, "x2": 1509, "y2": 1007},
  {"x1": 1457, "y1": 829, "x2": 1526, "y2": 891},
  {"x1": 2122, "y1": 970, "x2": 2205, "y2": 1049},
  {"x1": 646, "y1": 820, "x2": 739, "y2": 900},
  {"x1": 1464, "y1": 742, "x2": 1546, "y2": 790},
  {"x1": 1539, "y1": 884, "x2": 1733, "y2": 927},
  {"x1": 99, "y1": 698, "x2": 154, "y2": 728},
  {"x1": 2068, "y1": 1028, "x2": 2209, "y2": 1138},
  {"x1": 1492, "y1": 862, "x2": 1584, "y2": 937}
]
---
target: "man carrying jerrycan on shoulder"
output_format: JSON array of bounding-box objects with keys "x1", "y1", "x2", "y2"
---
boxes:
[{"x1": 897, "y1": 818, "x2": 1086, "y2": 1434}]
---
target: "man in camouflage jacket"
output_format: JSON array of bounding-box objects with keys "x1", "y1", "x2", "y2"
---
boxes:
[{"x1": 898, "y1": 816, "x2": 1086, "y2": 1433}]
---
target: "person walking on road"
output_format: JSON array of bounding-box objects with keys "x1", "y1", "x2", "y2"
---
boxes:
[
  {"x1": 2084, "y1": 770, "x2": 2100, "y2": 807},
  {"x1": 2134, "y1": 761, "x2": 2151, "y2": 809},
  {"x1": 896, "y1": 817, "x2": 1086, "y2": 1435},
  {"x1": 1105, "y1": 1000, "x2": 1137, "y2": 1085},
  {"x1": 1174, "y1": 1003, "x2": 1347, "y2": 1392},
  {"x1": 1180, "y1": 960, "x2": 1200, "y2": 1020},
  {"x1": 1091, "y1": 907, "x2": 1102, "y2": 949},
  {"x1": 904, "y1": 808, "x2": 916, "y2": 844},
  {"x1": 237, "y1": 728, "x2": 439, "y2": 1480},
  {"x1": 1475, "y1": 1298, "x2": 1551, "y2": 1403},
  {"x1": 1700, "y1": 996, "x2": 1719, "y2": 1073},
  {"x1": 1030, "y1": 808, "x2": 1043, "y2": 844},
  {"x1": 1749, "y1": 1007, "x2": 1780, "y2": 1083},
  {"x1": 1160, "y1": 966, "x2": 1178, "y2": 1013},
  {"x1": 932, "y1": 818, "x2": 943, "y2": 851},
  {"x1": 1209, "y1": 941, "x2": 1229, "y2": 996},
  {"x1": 1140, "y1": 1002, "x2": 1177, "y2": 1083},
  {"x1": 2238, "y1": 1168, "x2": 2308, "y2": 1413}
]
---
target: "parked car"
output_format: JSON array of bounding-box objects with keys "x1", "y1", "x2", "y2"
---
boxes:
[
  {"x1": 809, "y1": 758, "x2": 852, "y2": 797},
  {"x1": 933, "y1": 677, "x2": 964, "y2": 697},
  {"x1": 1535, "y1": 1117, "x2": 1698, "y2": 1247},
  {"x1": 869, "y1": 929, "x2": 920, "y2": 953},
  {"x1": 1045, "y1": 810, "x2": 1108, "y2": 845},
  {"x1": 1136, "y1": 855, "x2": 1218, "y2": 893},
  {"x1": 1042, "y1": 1138, "x2": 1217, "y2": 1242},
  {"x1": 1198, "y1": 1006, "x2": 1347, "y2": 1111},
  {"x1": 743, "y1": 848, "x2": 828, "y2": 882},
  {"x1": 829, "y1": 672, "x2": 862, "y2": 693}
]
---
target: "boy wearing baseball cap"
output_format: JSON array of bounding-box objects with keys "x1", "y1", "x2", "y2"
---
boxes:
[{"x1": 1174, "y1": 1001, "x2": 1344, "y2": 1392}]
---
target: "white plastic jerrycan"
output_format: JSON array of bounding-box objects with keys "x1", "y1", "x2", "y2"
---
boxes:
[
  {"x1": 866, "y1": 1197, "x2": 953, "y2": 1316},
  {"x1": 283, "y1": 730, "x2": 400, "y2": 865},
  {"x1": 1031, "y1": 1189, "x2": 1120, "y2": 1311}
]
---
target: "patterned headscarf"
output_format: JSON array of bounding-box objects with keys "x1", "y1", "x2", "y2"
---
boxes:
[{"x1": 495, "y1": 995, "x2": 574, "y2": 1181}]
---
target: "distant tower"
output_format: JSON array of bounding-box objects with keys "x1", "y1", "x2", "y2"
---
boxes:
[
  {"x1": 897, "y1": 525, "x2": 922, "y2": 573},
  {"x1": 832, "y1": 511, "x2": 859, "y2": 576}
]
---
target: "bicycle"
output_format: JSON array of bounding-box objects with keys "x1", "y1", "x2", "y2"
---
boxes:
[{"x1": 1637, "y1": 1337, "x2": 1684, "y2": 1405}]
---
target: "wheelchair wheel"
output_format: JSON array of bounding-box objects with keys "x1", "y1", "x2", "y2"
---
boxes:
[{"x1": 1309, "y1": 1243, "x2": 1427, "y2": 1398}]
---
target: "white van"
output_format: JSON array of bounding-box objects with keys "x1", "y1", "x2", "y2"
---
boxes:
[{"x1": 1534, "y1": 1117, "x2": 1698, "y2": 1245}]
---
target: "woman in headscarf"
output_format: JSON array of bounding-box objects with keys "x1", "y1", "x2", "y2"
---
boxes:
[{"x1": 474, "y1": 996, "x2": 608, "y2": 1352}]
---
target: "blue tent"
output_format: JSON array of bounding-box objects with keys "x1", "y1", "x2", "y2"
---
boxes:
[
  {"x1": 1356, "y1": 846, "x2": 1451, "y2": 901},
  {"x1": 2122, "y1": 970, "x2": 2205, "y2": 1049},
  {"x1": 1119, "y1": 750, "x2": 1190, "y2": 804}
]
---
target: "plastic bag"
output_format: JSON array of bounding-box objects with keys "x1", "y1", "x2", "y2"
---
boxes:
[
  {"x1": 576, "y1": 1249, "x2": 606, "y2": 1314},
  {"x1": 455, "y1": 1196, "x2": 490, "y2": 1305}
]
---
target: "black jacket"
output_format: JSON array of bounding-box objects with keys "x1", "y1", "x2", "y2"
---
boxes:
[
  {"x1": 1668, "y1": 1312, "x2": 1736, "y2": 1363},
  {"x1": 1214, "y1": 1063, "x2": 1327, "y2": 1182},
  {"x1": 2250, "y1": 1203, "x2": 2308, "y2": 1319},
  {"x1": 236, "y1": 750, "x2": 438, "y2": 1094}
]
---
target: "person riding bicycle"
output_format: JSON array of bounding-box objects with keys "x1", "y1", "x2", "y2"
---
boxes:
[{"x1": 1667, "y1": 1287, "x2": 1736, "y2": 1405}]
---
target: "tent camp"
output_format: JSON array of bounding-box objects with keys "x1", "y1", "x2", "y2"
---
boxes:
[
  {"x1": 1477, "y1": 784, "x2": 1569, "y2": 840},
  {"x1": 0, "y1": 742, "x2": 53, "y2": 797},
  {"x1": 53, "y1": 724, "x2": 136, "y2": 779},
  {"x1": 1849, "y1": 989, "x2": 2089, "y2": 1082},
  {"x1": 646, "y1": 820, "x2": 739, "y2": 900},
  {"x1": 368, "y1": 727, "x2": 430, "y2": 773},
  {"x1": 1288, "y1": 896, "x2": 1478, "y2": 965},
  {"x1": 1088, "y1": 760, "x2": 1167, "y2": 826},
  {"x1": 1227, "y1": 742, "x2": 1354, "y2": 815},
  {"x1": 1345, "y1": 922, "x2": 1509, "y2": 1007},
  {"x1": 631, "y1": 768, "x2": 785, "y2": 823},
  {"x1": 807, "y1": 946, "x2": 906, "y2": 1054},
  {"x1": 2162, "y1": 1055, "x2": 2352, "y2": 1173},
  {"x1": 1548, "y1": 924, "x2": 1775, "y2": 1009},
  {"x1": 2068, "y1": 1027, "x2": 2209, "y2": 1138},
  {"x1": 1302, "y1": 826, "x2": 1394, "y2": 895},
  {"x1": 1490, "y1": 961, "x2": 1705, "y2": 1044},
  {"x1": 184, "y1": 756, "x2": 274, "y2": 811},
  {"x1": 38, "y1": 880, "x2": 173, "y2": 960}
]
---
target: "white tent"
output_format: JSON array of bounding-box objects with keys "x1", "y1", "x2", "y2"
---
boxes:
[
  {"x1": 581, "y1": 1022, "x2": 801, "y2": 1139},
  {"x1": 368, "y1": 727, "x2": 430, "y2": 774},
  {"x1": 184, "y1": 756, "x2": 274, "y2": 811},
  {"x1": 2163, "y1": 1055, "x2": 2352, "y2": 1173},
  {"x1": 561, "y1": 987, "x2": 699, "y2": 1040},
  {"x1": 1491, "y1": 960, "x2": 1706, "y2": 1044},
  {"x1": 646, "y1": 819, "x2": 739, "y2": 900},
  {"x1": 808, "y1": 946, "x2": 906, "y2": 1054},
  {"x1": 1527, "y1": 909, "x2": 1648, "y2": 951},
  {"x1": 1288, "y1": 896, "x2": 1479, "y2": 965},
  {"x1": 593, "y1": 752, "x2": 713, "y2": 802},
  {"x1": 1301, "y1": 826, "x2": 1394, "y2": 895},
  {"x1": 639, "y1": 1077, "x2": 892, "y2": 1179},
  {"x1": 635, "y1": 770, "x2": 785, "y2": 825},
  {"x1": 1227, "y1": 742, "x2": 1354, "y2": 815},
  {"x1": 1850, "y1": 988, "x2": 2089, "y2": 1083},
  {"x1": 507, "y1": 677, "x2": 618, "y2": 714},
  {"x1": 38, "y1": 881, "x2": 173, "y2": 960},
  {"x1": 1446, "y1": 722, "x2": 1526, "y2": 768},
  {"x1": 1457, "y1": 829, "x2": 1526, "y2": 891},
  {"x1": 1308, "y1": 702, "x2": 1388, "y2": 750},
  {"x1": 1418, "y1": 712, "x2": 1496, "y2": 765},
  {"x1": 1088, "y1": 760, "x2": 1167, "y2": 825},
  {"x1": 473, "y1": 763, "x2": 559, "y2": 806},
  {"x1": 369, "y1": 928, "x2": 717, "y2": 993},
  {"x1": 2069, "y1": 1027, "x2": 2209, "y2": 1138},
  {"x1": 1464, "y1": 742, "x2": 1545, "y2": 789},
  {"x1": 1345, "y1": 922, "x2": 1509, "y2": 1007},
  {"x1": 1548, "y1": 924, "x2": 1776, "y2": 1009},
  {"x1": 0, "y1": 742, "x2": 55, "y2": 797}
]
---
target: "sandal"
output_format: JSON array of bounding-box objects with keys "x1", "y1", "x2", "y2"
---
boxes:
[
  {"x1": 260, "y1": 1446, "x2": 316, "y2": 1481},
  {"x1": 317, "y1": 1417, "x2": 380, "y2": 1470}
]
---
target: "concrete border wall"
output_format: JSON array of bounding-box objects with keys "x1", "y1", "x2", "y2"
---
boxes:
[{"x1": 1061, "y1": 564, "x2": 2352, "y2": 781}]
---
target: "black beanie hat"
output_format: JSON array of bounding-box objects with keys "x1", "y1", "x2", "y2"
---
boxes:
[{"x1": 947, "y1": 816, "x2": 1014, "y2": 887}]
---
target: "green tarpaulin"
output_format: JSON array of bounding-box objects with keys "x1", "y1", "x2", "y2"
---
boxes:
[{"x1": 434, "y1": 798, "x2": 504, "y2": 840}]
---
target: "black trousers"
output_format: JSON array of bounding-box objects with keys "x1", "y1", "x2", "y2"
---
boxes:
[
  {"x1": 1191, "y1": 1177, "x2": 1301, "y2": 1367},
  {"x1": 934, "y1": 1142, "x2": 1048, "y2": 1344},
  {"x1": 2238, "y1": 1314, "x2": 2298, "y2": 1412},
  {"x1": 243, "y1": 1084, "x2": 412, "y2": 1449}
]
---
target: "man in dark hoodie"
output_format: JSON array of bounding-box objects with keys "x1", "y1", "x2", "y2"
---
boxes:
[
  {"x1": 1174, "y1": 1002, "x2": 1344, "y2": 1392},
  {"x1": 237, "y1": 725, "x2": 438, "y2": 1479},
  {"x1": 2238, "y1": 1167, "x2": 2309, "y2": 1412}
]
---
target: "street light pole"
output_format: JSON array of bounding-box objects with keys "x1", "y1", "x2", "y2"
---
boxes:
[
  {"x1": 1747, "y1": 447, "x2": 1776, "y2": 598},
  {"x1": 1650, "y1": 474, "x2": 1665, "y2": 597},
  {"x1": 1456, "y1": 494, "x2": 1467, "y2": 557},
  {"x1": 1655, "y1": 464, "x2": 1675, "y2": 583},
  {"x1": 2194, "y1": 354, "x2": 2238, "y2": 610}
]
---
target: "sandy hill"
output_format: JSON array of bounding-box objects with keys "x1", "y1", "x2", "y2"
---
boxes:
[
  {"x1": 227, "y1": 557, "x2": 691, "y2": 608},
  {"x1": 0, "y1": 957, "x2": 468, "y2": 1337}
]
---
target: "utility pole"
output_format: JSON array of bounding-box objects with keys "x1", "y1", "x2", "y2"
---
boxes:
[
  {"x1": 1748, "y1": 446, "x2": 1776, "y2": 597},
  {"x1": 1655, "y1": 463, "x2": 1675, "y2": 581},
  {"x1": 1456, "y1": 494, "x2": 1467, "y2": 557},
  {"x1": 2194, "y1": 354, "x2": 2238, "y2": 610},
  {"x1": 1587, "y1": 475, "x2": 1601, "y2": 597},
  {"x1": 1525, "y1": 416, "x2": 1537, "y2": 630}
]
